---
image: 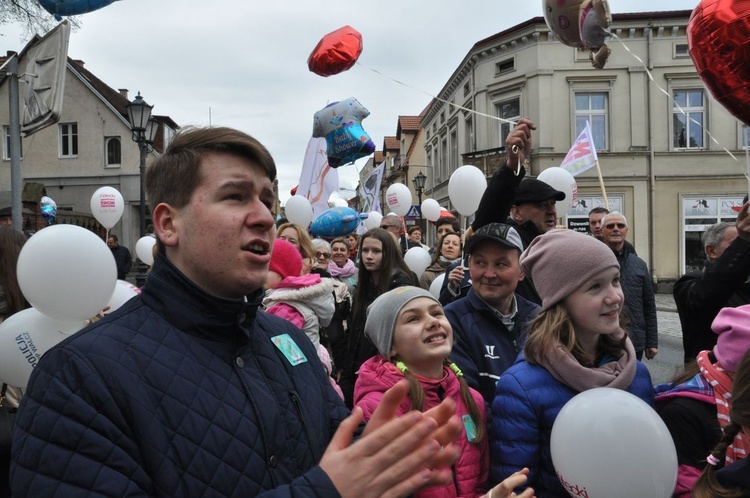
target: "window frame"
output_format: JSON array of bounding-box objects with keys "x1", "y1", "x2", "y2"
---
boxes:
[
  {"x1": 671, "y1": 87, "x2": 706, "y2": 151},
  {"x1": 494, "y1": 96, "x2": 521, "y2": 149},
  {"x1": 104, "y1": 136, "x2": 122, "y2": 168},
  {"x1": 573, "y1": 91, "x2": 610, "y2": 151},
  {"x1": 59, "y1": 122, "x2": 79, "y2": 158},
  {"x1": 2, "y1": 125, "x2": 22, "y2": 161}
]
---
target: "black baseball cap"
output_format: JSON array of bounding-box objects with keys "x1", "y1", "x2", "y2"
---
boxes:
[
  {"x1": 464, "y1": 223, "x2": 524, "y2": 254},
  {"x1": 513, "y1": 179, "x2": 566, "y2": 205}
]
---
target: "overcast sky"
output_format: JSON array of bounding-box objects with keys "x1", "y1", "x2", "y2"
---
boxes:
[{"x1": 1, "y1": 0, "x2": 699, "y2": 205}]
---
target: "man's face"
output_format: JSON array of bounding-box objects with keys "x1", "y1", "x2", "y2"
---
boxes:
[
  {"x1": 468, "y1": 241, "x2": 523, "y2": 312},
  {"x1": 601, "y1": 214, "x2": 628, "y2": 250},
  {"x1": 163, "y1": 152, "x2": 276, "y2": 299},
  {"x1": 107, "y1": 237, "x2": 117, "y2": 248},
  {"x1": 589, "y1": 212, "x2": 607, "y2": 238},
  {"x1": 513, "y1": 199, "x2": 558, "y2": 234},
  {"x1": 436, "y1": 223, "x2": 456, "y2": 240},
  {"x1": 409, "y1": 229, "x2": 422, "y2": 243}
]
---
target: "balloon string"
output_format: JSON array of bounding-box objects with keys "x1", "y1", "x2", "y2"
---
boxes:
[
  {"x1": 355, "y1": 61, "x2": 519, "y2": 127},
  {"x1": 610, "y1": 33, "x2": 740, "y2": 171}
]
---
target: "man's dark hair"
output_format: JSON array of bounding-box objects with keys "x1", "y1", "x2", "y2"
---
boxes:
[
  {"x1": 108, "y1": 234, "x2": 119, "y2": 243},
  {"x1": 588, "y1": 206, "x2": 609, "y2": 216},
  {"x1": 435, "y1": 216, "x2": 460, "y2": 232}
]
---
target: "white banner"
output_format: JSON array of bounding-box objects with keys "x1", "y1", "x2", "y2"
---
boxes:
[{"x1": 297, "y1": 137, "x2": 339, "y2": 221}]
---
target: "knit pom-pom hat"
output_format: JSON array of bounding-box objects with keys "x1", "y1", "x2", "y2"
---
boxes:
[{"x1": 711, "y1": 304, "x2": 750, "y2": 373}]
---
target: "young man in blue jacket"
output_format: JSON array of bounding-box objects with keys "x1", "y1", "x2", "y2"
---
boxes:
[
  {"x1": 11, "y1": 126, "x2": 461, "y2": 497},
  {"x1": 445, "y1": 223, "x2": 539, "y2": 404}
]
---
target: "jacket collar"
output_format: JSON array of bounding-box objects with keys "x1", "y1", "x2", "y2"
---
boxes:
[{"x1": 140, "y1": 252, "x2": 264, "y2": 342}]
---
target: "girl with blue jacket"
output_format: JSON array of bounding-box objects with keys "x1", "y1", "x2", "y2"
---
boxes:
[{"x1": 490, "y1": 229, "x2": 654, "y2": 497}]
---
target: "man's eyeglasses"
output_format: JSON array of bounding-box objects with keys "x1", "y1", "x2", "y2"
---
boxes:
[
  {"x1": 315, "y1": 252, "x2": 331, "y2": 259},
  {"x1": 604, "y1": 223, "x2": 627, "y2": 230},
  {"x1": 380, "y1": 225, "x2": 399, "y2": 231}
]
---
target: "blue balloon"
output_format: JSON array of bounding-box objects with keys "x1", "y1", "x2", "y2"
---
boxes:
[
  {"x1": 309, "y1": 206, "x2": 366, "y2": 238},
  {"x1": 312, "y1": 98, "x2": 376, "y2": 168},
  {"x1": 38, "y1": 0, "x2": 117, "y2": 20}
]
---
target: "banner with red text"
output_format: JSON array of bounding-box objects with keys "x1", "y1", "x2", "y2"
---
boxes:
[{"x1": 560, "y1": 121, "x2": 599, "y2": 177}]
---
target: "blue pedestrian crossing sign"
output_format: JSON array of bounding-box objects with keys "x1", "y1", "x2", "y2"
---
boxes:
[{"x1": 405, "y1": 205, "x2": 421, "y2": 220}]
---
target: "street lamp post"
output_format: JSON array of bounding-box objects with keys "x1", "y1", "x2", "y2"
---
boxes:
[
  {"x1": 412, "y1": 171, "x2": 427, "y2": 232},
  {"x1": 126, "y1": 92, "x2": 158, "y2": 287}
]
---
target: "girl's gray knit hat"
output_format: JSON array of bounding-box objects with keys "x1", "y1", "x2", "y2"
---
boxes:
[
  {"x1": 520, "y1": 229, "x2": 619, "y2": 310},
  {"x1": 364, "y1": 286, "x2": 440, "y2": 358}
]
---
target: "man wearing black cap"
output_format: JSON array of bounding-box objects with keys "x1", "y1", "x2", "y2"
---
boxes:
[{"x1": 444, "y1": 222, "x2": 539, "y2": 405}]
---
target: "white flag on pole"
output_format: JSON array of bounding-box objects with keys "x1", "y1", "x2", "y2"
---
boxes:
[
  {"x1": 297, "y1": 137, "x2": 339, "y2": 221},
  {"x1": 359, "y1": 162, "x2": 385, "y2": 214},
  {"x1": 560, "y1": 121, "x2": 599, "y2": 177}
]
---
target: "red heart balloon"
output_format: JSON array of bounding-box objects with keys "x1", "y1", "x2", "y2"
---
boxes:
[
  {"x1": 307, "y1": 26, "x2": 363, "y2": 78},
  {"x1": 688, "y1": 0, "x2": 750, "y2": 126}
]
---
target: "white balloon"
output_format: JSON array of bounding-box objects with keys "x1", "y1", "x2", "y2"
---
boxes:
[
  {"x1": 385, "y1": 183, "x2": 412, "y2": 216},
  {"x1": 17, "y1": 225, "x2": 117, "y2": 321},
  {"x1": 538, "y1": 167, "x2": 578, "y2": 216},
  {"x1": 551, "y1": 387, "x2": 678, "y2": 498},
  {"x1": 90, "y1": 186, "x2": 125, "y2": 229},
  {"x1": 106, "y1": 280, "x2": 141, "y2": 314},
  {"x1": 421, "y1": 199, "x2": 442, "y2": 222},
  {"x1": 0, "y1": 308, "x2": 86, "y2": 388},
  {"x1": 448, "y1": 166, "x2": 487, "y2": 216},
  {"x1": 135, "y1": 235, "x2": 157, "y2": 266},
  {"x1": 363, "y1": 211, "x2": 382, "y2": 230},
  {"x1": 403, "y1": 247, "x2": 432, "y2": 279},
  {"x1": 285, "y1": 195, "x2": 313, "y2": 228},
  {"x1": 428, "y1": 273, "x2": 446, "y2": 299}
]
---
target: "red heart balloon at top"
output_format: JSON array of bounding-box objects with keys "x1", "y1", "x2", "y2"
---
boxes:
[
  {"x1": 307, "y1": 26, "x2": 363, "y2": 77},
  {"x1": 688, "y1": 0, "x2": 750, "y2": 126}
]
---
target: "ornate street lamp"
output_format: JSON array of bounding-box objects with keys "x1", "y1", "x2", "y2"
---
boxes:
[
  {"x1": 126, "y1": 92, "x2": 158, "y2": 286},
  {"x1": 412, "y1": 171, "x2": 427, "y2": 231}
]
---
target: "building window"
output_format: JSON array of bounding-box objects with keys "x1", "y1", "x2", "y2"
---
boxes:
[
  {"x1": 742, "y1": 125, "x2": 750, "y2": 150},
  {"x1": 495, "y1": 98, "x2": 520, "y2": 148},
  {"x1": 450, "y1": 127, "x2": 458, "y2": 172},
  {"x1": 463, "y1": 82, "x2": 471, "y2": 96},
  {"x1": 2, "y1": 125, "x2": 22, "y2": 160},
  {"x1": 674, "y1": 43, "x2": 689, "y2": 58},
  {"x1": 495, "y1": 58, "x2": 515, "y2": 75},
  {"x1": 683, "y1": 195, "x2": 743, "y2": 273},
  {"x1": 59, "y1": 123, "x2": 78, "y2": 157},
  {"x1": 440, "y1": 136, "x2": 448, "y2": 182},
  {"x1": 575, "y1": 92, "x2": 608, "y2": 150},
  {"x1": 465, "y1": 116, "x2": 473, "y2": 152},
  {"x1": 673, "y1": 89, "x2": 705, "y2": 149},
  {"x1": 105, "y1": 137, "x2": 121, "y2": 167}
]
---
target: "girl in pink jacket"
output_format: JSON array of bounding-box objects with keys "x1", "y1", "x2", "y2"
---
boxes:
[{"x1": 354, "y1": 286, "x2": 535, "y2": 498}]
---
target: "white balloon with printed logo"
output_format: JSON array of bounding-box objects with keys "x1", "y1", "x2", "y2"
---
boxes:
[
  {"x1": 448, "y1": 166, "x2": 487, "y2": 216},
  {"x1": 385, "y1": 183, "x2": 412, "y2": 216},
  {"x1": 0, "y1": 307, "x2": 87, "y2": 388},
  {"x1": 538, "y1": 167, "x2": 577, "y2": 216},
  {"x1": 285, "y1": 195, "x2": 313, "y2": 228},
  {"x1": 421, "y1": 199, "x2": 442, "y2": 222},
  {"x1": 17, "y1": 224, "x2": 117, "y2": 321},
  {"x1": 551, "y1": 387, "x2": 677, "y2": 498},
  {"x1": 90, "y1": 186, "x2": 125, "y2": 229}
]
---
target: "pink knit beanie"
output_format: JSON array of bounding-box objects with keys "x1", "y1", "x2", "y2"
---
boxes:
[
  {"x1": 269, "y1": 239, "x2": 303, "y2": 279},
  {"x1": 520, "y1": 229, "x2": 619, "y2": 310},
  {"x1": 711, "y1": 304, "x2": 750, "y2": 373}
]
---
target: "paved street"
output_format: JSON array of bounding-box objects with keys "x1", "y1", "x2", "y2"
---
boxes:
[{"x1": 643, "y1": 293, "x2": 685, "y2": 385}]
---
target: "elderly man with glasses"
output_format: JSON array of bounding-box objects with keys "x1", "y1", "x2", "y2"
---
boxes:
[
  {"x1": 601, "y1": 211, "x2": 658, "y2": 361},
  {"x1": 380, "y1": 213, "x2": 418, "y2": 255}
]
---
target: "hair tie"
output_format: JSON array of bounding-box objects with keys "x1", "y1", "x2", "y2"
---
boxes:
[
  {"x1": 706, "y1": 454, "x2": 721, "y2": 466},
  {"x1": 449, "y1": 363, "x2": 463, "y2": 377},
  {"x1": 396, "y1": 361, "x2": 408, "y2": 374}
]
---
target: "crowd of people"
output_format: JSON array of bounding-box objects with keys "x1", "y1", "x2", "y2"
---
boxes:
[{"x1": 2, "y1": 122, "x2": 749, "y2": 497}]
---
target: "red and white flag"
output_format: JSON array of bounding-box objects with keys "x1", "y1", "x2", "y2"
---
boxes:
[
  {"x1": 560, "y1": 121, "x2": 599, "y2": 177},
  {"x1": 297, "y1": 137, "x2": 339, "y2": 221}
]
